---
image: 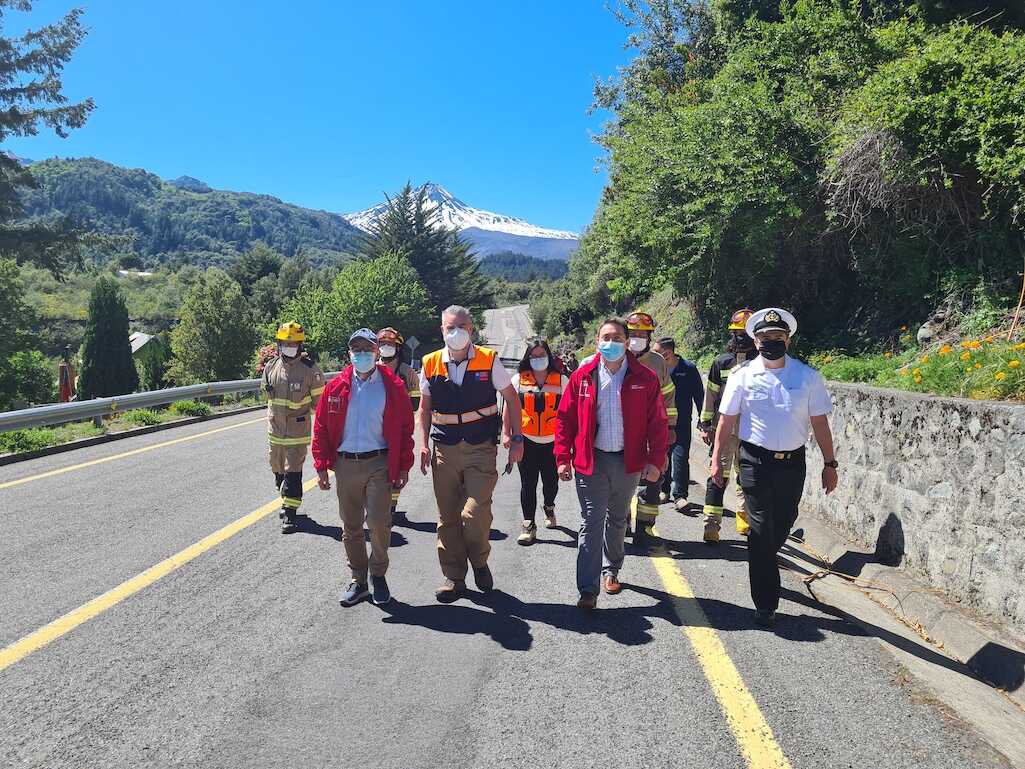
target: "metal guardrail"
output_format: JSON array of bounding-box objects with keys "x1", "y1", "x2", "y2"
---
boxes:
[{"x1": 0, "y1": 373, "x2": 340, "y2": 433}]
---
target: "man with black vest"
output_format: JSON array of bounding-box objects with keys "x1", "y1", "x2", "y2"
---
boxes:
[
  {"x1": 712, "y1": 308, "x2": 838, "y2": 627},
  {"x1": 418, "y1": 305, "x2": 525, "y2": 602}
]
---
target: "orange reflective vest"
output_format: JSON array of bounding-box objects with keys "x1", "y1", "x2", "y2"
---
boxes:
[{"x1": 518, "y1": 370, "x2": 563, "y2": 438}]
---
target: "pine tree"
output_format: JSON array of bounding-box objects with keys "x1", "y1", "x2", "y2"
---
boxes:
[
  {"x1": 78, "y1": 276, "x2": 138, "y2": 398},
  {"x1": 0, "y1": 1, "x2": 95, "y2": 278},
  {"x1": 362, "y1": 183, "x2": 493, "y2": 326}
]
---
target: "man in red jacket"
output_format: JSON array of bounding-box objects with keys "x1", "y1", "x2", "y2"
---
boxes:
[
  {"x1": 555, "y1": 317, "x2": 668, "y2": 609},
  {"x1": 312, "y1": 328, "x2": 415, "y2": 607}
]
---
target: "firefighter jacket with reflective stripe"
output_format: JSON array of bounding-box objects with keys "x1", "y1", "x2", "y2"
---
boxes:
[
  {"x1": 423, "y1": 345, "x2": 501, "y2": 445},
  {"x1": 396, "y1": 362, "x2": 420, "y2": 400},
  {"x1": 700, "y1": 351, "x2": 751, "y2": 427},
  {"x1": 638, "y1": 350, "x2": 678, "y2": 434},
  {"x1": 263, "y1": 355, "x2": 325, "y2": 447},
  {"x1": 515, "y1": 370, "x2": 566, "y2": 443}
]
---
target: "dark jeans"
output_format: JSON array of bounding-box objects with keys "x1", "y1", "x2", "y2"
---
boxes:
[
  {"x1": 517, "y1": 438, "x2": 558, "y2": 522},
  {"x1": 661, "y1": 431, "x2": 692, "y2": 500},
  {"x1": 738, "y1": 442, "x2": 806, "y2": 612}
]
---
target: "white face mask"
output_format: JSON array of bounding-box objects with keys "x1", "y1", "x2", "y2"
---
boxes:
[
  {"x1": 379, "y1": 344, "x2": 397, "y2": 359},
  {"x1": 280, "y1": 345, "x2": 299, "y2": 358},
  {"x1": 628, "y1": 337, "x2": 648, "y2": 353},
  {"x1": 445, "y1": 327, "x2": 471, "y2": 351},
  {"x1": 529, "y1": 356, "x2": 549, "y2": 371}
]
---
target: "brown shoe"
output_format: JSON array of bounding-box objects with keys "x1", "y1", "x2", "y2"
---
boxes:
[
  {"x1": 577, "y1": 592, "x2": 598, "y2": 609},
  {"x1": 602, "y1": 573, "x2": 622, "y2": 595},
  {"x1": 436, "y1": 578, "x2": 467, "y2": 603}
]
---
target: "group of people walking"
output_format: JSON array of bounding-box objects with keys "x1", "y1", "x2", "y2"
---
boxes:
[{"x1": 262, "y1": 302, "x2": 839, "y2": 627}]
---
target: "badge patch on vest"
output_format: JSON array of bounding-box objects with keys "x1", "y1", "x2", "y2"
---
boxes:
[
  {"x1": 476, "y1": 371, "x2": 490, "y2": 382},
  {"x1": 328, "y1": 395, "x2": 341, "y2": 413}
]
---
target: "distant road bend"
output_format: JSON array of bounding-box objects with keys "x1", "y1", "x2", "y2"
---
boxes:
[{"x1": 482, "y1": 304, "x2": 532, "y2": 361}]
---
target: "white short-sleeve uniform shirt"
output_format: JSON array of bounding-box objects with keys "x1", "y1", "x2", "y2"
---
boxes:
[{"x1": 718, "y1": 355, "x2": 832, "y2": 451}]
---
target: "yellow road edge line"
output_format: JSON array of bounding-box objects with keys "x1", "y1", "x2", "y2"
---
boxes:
[
  {"x1": 0, "y1": 476, "x2": 320, "y2": 673},
  {"x1": 651, "y1": 553, "x2": 793, "y2": 769},
  {"x1": 0, "y1": 417, "x2": 265, "y2": 490}
]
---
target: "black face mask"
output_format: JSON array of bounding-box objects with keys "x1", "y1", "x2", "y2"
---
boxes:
[{"x1": 759, "y1": 339, "x2": 787, "y2": 360}]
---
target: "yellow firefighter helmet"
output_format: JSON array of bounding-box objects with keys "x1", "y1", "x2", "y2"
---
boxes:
[{"x1": 275, "y1": 322, "x2": 305, "y2": 343}]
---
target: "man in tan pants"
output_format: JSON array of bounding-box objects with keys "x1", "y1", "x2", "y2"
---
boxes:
[
  {"x1": 418, "y1": 305, "x2": 524, "y2": 603},
  {"x1": 312, "y1": 328, "x2": 415, "y2": 607}
]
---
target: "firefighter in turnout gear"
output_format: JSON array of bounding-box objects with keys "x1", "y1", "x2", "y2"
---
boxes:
[
  {"x1": 698, "y1": 308, "x2": 754, "y2": 543},
  {"x1": 264, "y1": 322, "x2": 325, "y2": 533},
  {"x1": 378, "y1": 326, "x2": 420, "y2": 517},
  {"x1": 626, "y1": 311, "x2": 677, "y2": 546}
]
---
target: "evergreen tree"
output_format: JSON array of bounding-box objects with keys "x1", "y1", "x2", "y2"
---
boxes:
[
  {"x1": 78, "y1": 276, "x2": 138, "y2": 398},
  {"x1": 167, "y1": 268, "x2": 257, "y2": 384},
  {"x1": 0, "y1": 1, "x2": 95, "y2": 278},
  {"x1": 361, "y1": 183, "x2": 492, "y2": 326}
]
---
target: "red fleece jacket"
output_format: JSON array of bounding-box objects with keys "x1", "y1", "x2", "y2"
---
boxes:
[
  {"x1": 312, "y1": 364, "x2": 414, "y2": 483},
  {"x1": 554, "y1": 352, "x2": 668, "y2": 476}
]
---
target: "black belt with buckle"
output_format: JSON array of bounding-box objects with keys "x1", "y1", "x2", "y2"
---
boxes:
[
  {"x1": 338, "y1": 449, "x2": 387, "y2": 460},
  {"x1": 741, "y1": 441, "x2": 805, "y2": 461}
]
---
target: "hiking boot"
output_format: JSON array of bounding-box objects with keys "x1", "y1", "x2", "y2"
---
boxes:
[
  {"x1": 602, "y1": 573, "x2": 622, "y2": 595},
  {"x1": 543, "y1": 505, "x2": 557, "y2": 529},
  {"x1": 339, "y1": 580, "x2": 369, "y2": 606},
  {"x1": 473, "y1": 565, "x2": 494, "y2": 593},
  {"x1": 370, "y1": 575, "x2": 391, "y2": 606},
  {"x1": 280, "y1": 508, "x2": 298, "y2": 534},
  {"x1": 754, "y1": 609, "x2": 776, "y2": 628},
  {"x1": 703, "y1": 521, "x2": 721, "y2": 544},
  {"x1": 577, "y1": 592, "x2": 598, "y2": 610},
  {"x1": 436, "y1": 578, "x2": 467, "y2": 603},
  {"x1": 517, "y1": 522, "x2": 537, "y2": 546},
  {"x1": 634, "y1": 522, "x2": 657, "y2": 548}
]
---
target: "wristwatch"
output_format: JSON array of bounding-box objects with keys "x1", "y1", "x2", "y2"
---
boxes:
[{"x1": 823, "y1": 459, "x2": 839, "y2": 469}]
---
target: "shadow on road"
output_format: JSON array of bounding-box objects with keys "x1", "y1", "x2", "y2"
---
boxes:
[
  {"x1": 534, "y1": 525, "x2": 577, "y2": 548},
  {"x1": 290, "y1": 518, "x2": 408, "y2": 547}
]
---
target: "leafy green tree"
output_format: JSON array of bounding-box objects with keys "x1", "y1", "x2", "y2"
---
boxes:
[
  {"x1": 0, "y1": 1, "x2": 94, "y2": 278},
  {"x1": 276, "y1": 283, "x2": 340, "y2": 359},
  {"x1": 361, "y1": 183, "x2": 492, "y2": 325},
  {"x1": 0, "y1": 257, "x2": 56, "y2": 408},
  {"x1": 167, "y1": 269, "x2": 257, "y2": 384},
  {"x1": 229, "y1": 242, "x2": 283, "y2": 294},
  {"x1": 4, "y1": 349, "x2": 54, "y2": 405},
  {"x1": 78, "y1": 276, "x2": 138, "y2": 398}
]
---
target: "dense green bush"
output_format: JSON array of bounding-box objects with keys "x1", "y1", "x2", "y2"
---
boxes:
[
  {"x1": 0, "y1": 428, "x2": 58, "y2": 454},
  {"x1": 169, "y1": 400, "x2": 213, "y2": 417},
  {"x1": 120, "y1": 408, "x2": 162, "y2": 426}
]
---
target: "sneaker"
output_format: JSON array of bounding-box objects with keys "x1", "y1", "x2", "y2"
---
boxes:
[
  {"x1": 280, "y1": 508, "x2": 298, "y2": 534},
  {"x1": 703, "y1": 521, "x2": 721, "y2": 544},
  {"x1": 370, "y1": 575, "x2": 391, "y2": 606},
  {"x1": 436, "y1": 578, "x2": 467, "y2": 603},
  {"x1": 543, "y1": 506, "x2": 557, "y2": 529},
  {"x1": 674, "y1": 497, "x2": 689, "y2": 513},
  {"x1": 339, "y1": 580, "x2": 369, "y2": 606},
  {"x1": 517, "y1": 522, "x2": 537, "y2": 546},
  {"x1": 472, "y1": 565, "x2": 494, "y2": 593},
  {"x1": 602, "y1": 573, "x2": 622, "y2": 595},
  {"x1": 577, "y1": 592, "x2": 598, "y2": 610},
  {"x1": 754, "y1": 609, "x2": 776, "y2": 627},
  {"x1": 659, "y1": 491, "x2": 670, "y2": 504}
]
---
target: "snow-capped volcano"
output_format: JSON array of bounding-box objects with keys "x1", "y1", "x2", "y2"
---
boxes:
[{"x1": 345, "y1": 183, "x2": 579, "y2": 260}]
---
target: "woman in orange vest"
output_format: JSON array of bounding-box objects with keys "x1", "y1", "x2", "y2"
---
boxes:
[{"x1": 511, "y1": 338, "x2": 569, "y2": 545}]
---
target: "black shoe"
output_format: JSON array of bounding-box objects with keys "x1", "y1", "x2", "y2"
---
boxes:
[
  {"x1": 633, "y1": 523, "x2": 655, "y2": 548},
  {"x1": 472, "y1": 565, "x2": 494, "y2": 593},
  {"x1": 340, "y1": 580, "x2": 369, "y2": 606},
  {"x1": 370, "y1": 575, "x2": 391, "y2": 605},
  {"x1": 436, "y1": 578, "x2": 467, "y2": 603},
  {"x1": 280, "y1": 508, "x2": 298, "y2": 534},
  {"x1": 754, "y1": 609, "x2": 776, "y2": 627}
]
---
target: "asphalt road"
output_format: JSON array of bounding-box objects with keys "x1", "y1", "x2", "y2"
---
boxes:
[
  {"x1": 0, "y1": 411, "x2": 1016, "y2": 768},
  {"x1": 482, "y1": 304, "x2": 533, "y2": 361}
]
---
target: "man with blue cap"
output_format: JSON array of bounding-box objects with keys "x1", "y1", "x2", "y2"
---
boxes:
[{"x1": 712, "y1": 308, "x2": 839, "y2": 627}]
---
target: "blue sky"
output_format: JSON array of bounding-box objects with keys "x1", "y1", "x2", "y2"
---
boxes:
[{"x1": 4, "y1": 1, "x2": 632, "y2": 234}]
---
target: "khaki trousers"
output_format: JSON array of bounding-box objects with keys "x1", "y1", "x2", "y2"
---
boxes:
[
  {"x1": 431, "y1": 441, "x2": 498, "y2": 580},
  {"x1": 334, "y1": 454, "x2": 392, "y2": 582},
  {"x1": 269, "y1": 443, "x2": 307, "y2": 473}
]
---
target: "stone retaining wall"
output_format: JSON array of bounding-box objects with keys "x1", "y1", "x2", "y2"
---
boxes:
[{"x1": 801, "y1": 382, "x2": 1025, "y2": 635}]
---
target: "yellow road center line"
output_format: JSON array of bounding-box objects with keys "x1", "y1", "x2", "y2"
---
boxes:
[
  {"x1": 0, "y1": 417, "x2": 265, "y2": 490},
  {"x1": 651, "y1": 552, "x2": 793, "y2": 769},
  {"x1": 0, "y1": 476, "x2": 320, "y2": 673}
]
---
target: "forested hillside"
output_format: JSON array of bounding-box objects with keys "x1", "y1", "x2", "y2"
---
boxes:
[
  {"x1": 534, "y1": 0, "x2": 1025, "y2": 370},
  {"x1": 20, "y1": 158, "x2": 363, "y2": 267}
]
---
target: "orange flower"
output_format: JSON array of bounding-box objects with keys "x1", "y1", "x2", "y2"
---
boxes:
[
  {"x1": 913, "y1": 375, "x2": 923, "y2": 384},
  {"x1": 912, "y1": 368, "x2": 921, "y2": 377},
  {"x1": 975, "y1": 363, "x2": 982, "y2": 370},
  {"x1": 995, "y1": 371, "x2": 1006, "y2": 381},
  {"x1": 985, "y1": 336, "x2": 994, "y2": 344},
  {"x1": 884, "y1": 351, "x2": 893, "y2": 359},
  {"x1": 960, "y1": 351, "x2": 971, "y2": 361},
  {"x1": 939, "y1": 344, "x2": 952, "y2": 355},
  {"x1": 1014, "y1": 342, "x2": 1025, "y2": 351},
  {"x1": 1010, "y1": 360, "x2": 1021, "y2": 369},
  {"x1": 921, "y1": 354, "x2": 930, "y2": 364},
  {"x1": 899, "y1": 369, "x2": 909, "y2": 377}
]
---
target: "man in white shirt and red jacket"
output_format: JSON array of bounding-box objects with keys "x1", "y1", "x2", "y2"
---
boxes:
[{"x1": 312, "y1": 328, "x2": 415, "y2": 608}]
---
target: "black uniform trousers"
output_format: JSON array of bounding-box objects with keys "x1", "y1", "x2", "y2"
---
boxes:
[
  {"x1": 517, "y1": 438, "x2": 559, "y2": 522},
  {"x1": 737, "y1": 441, "x2": 806, "y2": 612}
]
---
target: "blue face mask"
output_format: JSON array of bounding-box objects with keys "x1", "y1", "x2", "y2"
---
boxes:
[
  {"x1": 598, "y1": 340, "x2": 625, "y2": 362},
  {"x1": 351, "y1": 351, "x2": 376, "y2": 374}
]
